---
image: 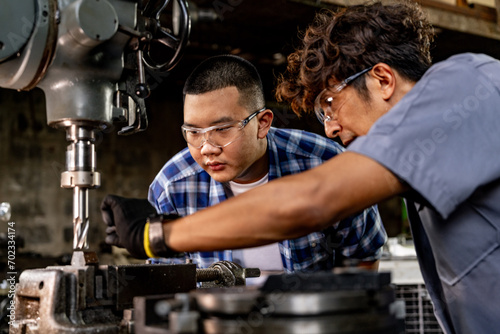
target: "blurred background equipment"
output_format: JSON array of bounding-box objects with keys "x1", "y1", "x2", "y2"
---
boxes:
[
  {"x1": 0, "y1": 204, "x2": 10, "y2": 223},
  {"x1": 134, "y1": 270, "x2": 406, "y2": 334}
]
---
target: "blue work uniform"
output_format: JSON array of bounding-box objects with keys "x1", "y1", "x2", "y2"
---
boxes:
[{"x1": 349, "y1": 53, "x2": 500, "y2": 334}]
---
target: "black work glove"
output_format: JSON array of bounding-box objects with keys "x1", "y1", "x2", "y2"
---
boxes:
[{"x1": 100, "y1": 194, "x2": 178, "y2": 259}]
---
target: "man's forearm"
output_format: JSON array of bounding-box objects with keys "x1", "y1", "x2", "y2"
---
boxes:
[
  {"x1": 164, "y1": 175, "x2": 324, "y2": 252},
  {"x1": 163, "y1": 152, "x2": 407, "y2": 252}
]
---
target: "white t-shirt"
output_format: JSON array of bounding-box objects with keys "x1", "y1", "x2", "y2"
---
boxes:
[{"x1": 229, "y1": 174, "x2": 284, "y2": 285}]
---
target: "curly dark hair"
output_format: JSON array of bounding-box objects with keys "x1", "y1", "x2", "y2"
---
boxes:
[{"x1": 276, "y1": 1, "x2": 435, "y2": 115}]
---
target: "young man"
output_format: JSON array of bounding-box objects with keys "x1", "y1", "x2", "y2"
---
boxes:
[
  {"x1": 103, "y1": 55, "x2": 387, "y2": 275},
  {"x1": 102, "y1": 3, "x2": 500, "y2": 332}
]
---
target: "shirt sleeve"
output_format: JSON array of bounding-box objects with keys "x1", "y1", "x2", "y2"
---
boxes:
[
  {"x1": 148, "y1": 179, "x2": 176, "y2": 214},
  {"x1": 148, "y1": 159, "x2": 184, "y2": 215},
  {"x1": 334, "y1": 206, "x2": 387, "y2": 261},
  {"x1": 349, "y1": 53, "x2": 500, "y2": 219}
]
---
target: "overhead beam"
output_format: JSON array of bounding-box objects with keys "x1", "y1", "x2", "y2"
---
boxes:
[{"x1": 316, "y1": 0, "x2": 500, "y2": 40}]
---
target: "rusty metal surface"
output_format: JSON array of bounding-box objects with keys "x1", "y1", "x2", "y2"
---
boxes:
[{"x1": 10, "y1": 268, "x2": 121, "y2": 334}]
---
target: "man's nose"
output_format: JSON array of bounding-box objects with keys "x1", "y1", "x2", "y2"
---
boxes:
[
  {"x1": 324, "y1": 119, "x2": 341, "y2": 139},
  {"x1": 199, "y1": 137, "x2": 221, "y2": 155}
]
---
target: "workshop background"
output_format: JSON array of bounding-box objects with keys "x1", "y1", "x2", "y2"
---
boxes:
[{"x1": 1, "y1": 0, "x2": 500, "y2": 265}]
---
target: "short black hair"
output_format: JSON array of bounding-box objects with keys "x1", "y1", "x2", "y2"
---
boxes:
[{"x1": 183, "y1": 55, "x2": 265, "y2": 113}]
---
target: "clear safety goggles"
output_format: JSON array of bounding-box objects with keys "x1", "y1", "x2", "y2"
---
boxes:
[
  {"x1": 181, "y1": 107, "x2": 265, "y2": 148},
  {"x1": 314, "y1": 67, "x2": 373, "y2": 124}
]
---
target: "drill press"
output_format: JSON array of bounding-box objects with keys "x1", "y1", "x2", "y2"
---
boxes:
[
  {"x1": 0, "y1": 1, "x2": 197, "y2": 332},
  {"x1": 0, "y1": 0, "x2": 190, "y2": 251}
]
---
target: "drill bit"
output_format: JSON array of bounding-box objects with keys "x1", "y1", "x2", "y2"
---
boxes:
[{"x1": 73, "y1": 186, "x2": 89, "y2": 250}]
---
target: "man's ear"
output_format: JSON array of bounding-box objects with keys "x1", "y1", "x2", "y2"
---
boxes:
[
  {"x1": 369, "y1": 63, "x2": 397, "y2": 101},
  {"x1": 257, "y1": 109, "x2": 274, "y2": 139}
]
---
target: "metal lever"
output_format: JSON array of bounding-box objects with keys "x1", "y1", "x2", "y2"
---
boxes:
[{"x1": 135, "y1": 49, "x2": 150, "y2": 98}]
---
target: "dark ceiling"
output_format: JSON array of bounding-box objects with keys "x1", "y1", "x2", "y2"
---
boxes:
[
  {"x1": 150, "y1": 0, "x2": 500, "y2": 102},
  {"x1": 151, "y1": 1, "x2": 322, "y2": 99}
]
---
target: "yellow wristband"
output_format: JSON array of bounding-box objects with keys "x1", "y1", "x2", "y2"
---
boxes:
[{"x1": 143, "y1": 222, "x2": 156, "y2": 258}]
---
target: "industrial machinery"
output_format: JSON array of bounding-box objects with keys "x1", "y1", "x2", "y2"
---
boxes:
[
  {"x1": 1, "y1": 0, "x2": 196, "y2": 332},
  {"x1": 1, "y1": 0, "x2": 190, "y2": 250},
  {"x1": 9, "y1": 254, "x2": 261, "y2": 333},
  {"x1": 133, "y1": 270, "x2": 405, "y2": 334}
]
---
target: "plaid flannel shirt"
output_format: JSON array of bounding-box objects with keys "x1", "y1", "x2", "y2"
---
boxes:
[{"x1": 148, "y1": 127, "x2": 387, "y2": 272}]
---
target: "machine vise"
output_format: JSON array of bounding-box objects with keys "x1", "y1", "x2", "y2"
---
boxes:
[{"x1": 9, "y1": 252, "x2": 260, "y2": 333}]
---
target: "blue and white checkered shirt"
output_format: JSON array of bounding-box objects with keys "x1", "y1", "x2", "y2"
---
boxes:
[{"x1": 148, "y1": 127, "x2": 387, "y2": 272}]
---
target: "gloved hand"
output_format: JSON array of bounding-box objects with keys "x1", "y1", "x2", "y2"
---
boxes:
[{"x1": 100, "y1": 194, "x2": 178, "y2": 259}]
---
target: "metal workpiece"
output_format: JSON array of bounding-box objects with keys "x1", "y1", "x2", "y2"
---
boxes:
[{"x1": 196, "y1": 260, "x2": 261, "y2": 288}]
